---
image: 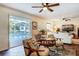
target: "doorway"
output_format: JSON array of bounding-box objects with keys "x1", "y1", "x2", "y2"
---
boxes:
[{"x1": 9, "y1": 16, "x2": 32, "y2": 48}]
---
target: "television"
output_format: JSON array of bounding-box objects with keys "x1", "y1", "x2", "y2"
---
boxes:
[{"x1": 62, "y1": 24, "x2": 74, "y2": 32}]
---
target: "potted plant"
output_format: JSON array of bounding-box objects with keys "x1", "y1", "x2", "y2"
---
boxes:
[{"x1": 39, "y1": 29, "x2": 47, "y2": 35}]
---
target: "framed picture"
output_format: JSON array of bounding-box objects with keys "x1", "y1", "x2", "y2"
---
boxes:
[{"x1": 32, "y1": 21, "x2": 37, "y2": 30}]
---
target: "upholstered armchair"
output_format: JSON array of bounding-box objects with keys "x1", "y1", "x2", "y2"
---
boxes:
[{"x1": 23, "y1": 39, "x2": 49, "y2": 56}]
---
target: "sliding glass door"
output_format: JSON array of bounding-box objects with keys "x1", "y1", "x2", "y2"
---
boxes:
[{"x1": 9, "y1": 16, "x2": 32, "y2": 48}]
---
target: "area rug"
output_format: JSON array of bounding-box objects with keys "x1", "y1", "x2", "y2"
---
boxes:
[{"x1": 49, "y1": 46, "x2": 76, "y2": 56}]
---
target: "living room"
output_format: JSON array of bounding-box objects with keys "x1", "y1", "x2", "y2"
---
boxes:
[{"x1": 0, "y1": 3, "x2": 79, "y2": 56}]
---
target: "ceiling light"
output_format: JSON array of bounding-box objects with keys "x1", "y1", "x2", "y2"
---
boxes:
[
  {"x1": 43, "y1": 7, "x2": 47, "y2": 10},
  {"x1": 63, "y1": 18, "x2": 71, "y2": 21},
  {"x1": 43, "y1": 3, "x2": 46, "y2": 5}
]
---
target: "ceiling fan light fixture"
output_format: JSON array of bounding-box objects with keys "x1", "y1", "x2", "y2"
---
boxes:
[
  {"x1": 43, "y1": 3, "x2": 46, "y2": 5},
  {"x1": 43, "y1": 7, "x2": 47, "y2": 10},
  {"x1": 32, "y1": 3, "x2": 60, "y2": 13}
]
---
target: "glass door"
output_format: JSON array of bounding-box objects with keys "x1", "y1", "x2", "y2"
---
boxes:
[{"x1": 9, "y1": 16, "x2": 32, "y2": 48}]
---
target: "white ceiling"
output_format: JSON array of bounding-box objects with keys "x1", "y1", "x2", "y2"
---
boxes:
[{"x1": 1, "y1": 3, "x2": 79, "y2": 19}]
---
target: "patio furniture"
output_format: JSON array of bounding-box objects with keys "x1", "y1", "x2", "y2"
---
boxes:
[{"x1": 23, "y1": 39, "x2": 49, "y2": 56}]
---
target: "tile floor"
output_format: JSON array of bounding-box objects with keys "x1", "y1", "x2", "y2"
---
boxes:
[{"x1": 0, "y1": 45, "x2": 25, "y2": 56}]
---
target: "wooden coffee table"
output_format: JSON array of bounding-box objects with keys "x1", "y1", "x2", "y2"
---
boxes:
[{"x1": 37, "y1": 40, "x2": 56, "y2": 47}]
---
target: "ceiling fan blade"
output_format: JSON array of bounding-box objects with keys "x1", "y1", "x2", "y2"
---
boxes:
[
  {"x1": 47, "y1": 7, "x2": 53, "y2": 12},
  {"x1": 46, "y1": 3, "x2": 49, "y2": 5},
  {"x1": 42, "y1": 3, "x2": 49, "y2": 6},
  {"x1": 42, "y1": 3, "x2": 46, "y2": 7},
  {"x1": 39, "y1": 9, "x2": 43, "y2": 13},
  {"x1": 42, "y1": 3, "x2": 44, "y2": 6},
  {"x1": 48, "y1": 3, "x2": 60, "y2": 7},
  {"x1": 32, "y1": 6, "x2": 43, "y2": 8}
]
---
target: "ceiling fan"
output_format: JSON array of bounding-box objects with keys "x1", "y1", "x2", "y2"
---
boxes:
[{"x1": 32, "y1": 3, "x2": 60, "y2": 13}]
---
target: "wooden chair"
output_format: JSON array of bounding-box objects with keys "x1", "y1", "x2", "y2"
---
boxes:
[{"x1": 23, "y1": 39, "x2": 45, "y2": 56}]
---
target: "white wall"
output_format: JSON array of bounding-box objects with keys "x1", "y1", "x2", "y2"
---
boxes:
[
  {"x1": 0, "y1": 14, "x2": 9, "y2": 51},
  {"x1": 0, "y1": 5, "x2": 42, "y2": 51}
]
